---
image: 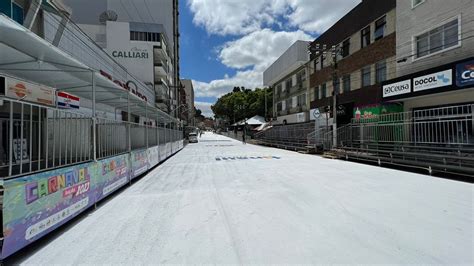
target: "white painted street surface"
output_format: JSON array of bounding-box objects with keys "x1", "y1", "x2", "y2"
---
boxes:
[{"x1": 12, "y1": 133, "x2": 473, "y2": 264}]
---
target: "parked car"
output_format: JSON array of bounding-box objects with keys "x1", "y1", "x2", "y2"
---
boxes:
[{"x1": 189, "y1": 132, "x2": 198, "y2": 143}]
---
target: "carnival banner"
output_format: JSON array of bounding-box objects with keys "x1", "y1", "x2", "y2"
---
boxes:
[
  {"x1": 2, "y1": 163, "x2": 96, "y2": 258},
  {"x1": 131, "y1": 149, "x2": 149, "y2": 178},
  {"x1": 95, "y1": 155, "x2": 130, "y2": 201}
]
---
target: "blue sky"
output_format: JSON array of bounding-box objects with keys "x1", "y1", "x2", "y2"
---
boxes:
[{"x1": 180, "y1": 0, "x2": 361, "y2": 117}]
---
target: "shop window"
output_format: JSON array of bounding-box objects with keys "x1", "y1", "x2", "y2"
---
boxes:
[
  {"x1": 375, "y1": 60, "x2": 387, "y2": 83},
  {"x1": 415, "y1": 17, "x2": 459, "y2": 58},
  {"x1": 341, "y1": 38, "x2": 350, "y2": 57},
  {"x1": 361, "y1": 66, "x2": 371, "y2": 87},
  {"x1": 342, "y1": 74, "x2": 351, "y2": 92},
  {"x1": 12, "y1": 2, "x2": 24, "y2": 25},
  {"x1": 361, "y1": 26, "x2": 371, "y2": 48},
  {"x1": 374, "y1": 16, "x2": 386, "y2": 41}
]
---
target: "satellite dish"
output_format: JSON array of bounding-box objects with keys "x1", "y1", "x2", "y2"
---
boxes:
[{"x1": 99, "y1": 10, "x2": 118, "y2": 24}]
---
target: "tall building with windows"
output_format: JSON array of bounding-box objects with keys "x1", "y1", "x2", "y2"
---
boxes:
[
  {"x1": 381, "y1": 0, "x2": 474, "y2": 113},
  {"x1": 263, "y1": 41, "x2": 310, "y2": 125},
  {"x1": 61, "y1": 0, "x2": 180, "y2": 116},
  {"x1": 180, "y1": 79, "x2": 195, "y2": 126},
  {"x1": 308, "y1": 0, "x2": 398, "y2": 128}
]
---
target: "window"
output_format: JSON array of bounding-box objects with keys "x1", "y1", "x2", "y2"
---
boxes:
[
  {"x1": 361, "y1": 66, "x2": 371, "y2": 87},
  {"x1": 375, "y1": 60, "x2": 387, "y2": 83},
  {"x1": 313, "y1": 59, "x2": 319, "y2": 71},
  {"x1": 313, "y1": 87, "x2": 319, "y2": 100},
  {"x1": 12, "y1": 3, "x2": 24, "y2": 25},
  {"x1": 285, "y1": 98, "x2": 292, "y2": 109},
  {"x1": 300, "y1": 70, "x2": 306, "y2": 81},
  {"x1": 361, "y1": 26, "x2": 371, "y2": 48},
  {"x1": 297, "y1": 94, "x2": 306, "y2": 107},
  {"x1": 342, "y1": 75, "x2": 351, "y2": 92},
  {"x1": 374, "y1": 16, "x2": 386, "y2": 41},
  {"x1": 285, "y1": 78, "x2": 293, "y2": 90},
  {"x1": 276, "y1": 84, "x2": 282, "y2": 95},
  {"x1": 130, "y1": 31, "x2": 161, "y2": 42},
  {"x1": 415, "y1": 18, "x2": 460, "y2": 58},
  {"x1": 277, "y1": 102, "x2": 283, "y2": 112},
  {"x1": 341, "y1": 39, "x2": 350, "y2": 57},
  {"x1": 412, "y1": 0, "x2": 425, "y2": 8},
  {"x1": 320, "y1": 83, "x2": 327, "y2": 98}
]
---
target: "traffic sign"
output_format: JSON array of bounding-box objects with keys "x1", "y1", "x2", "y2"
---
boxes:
[{"x1": 313, "y1": 108, "x2": 321, "y2": 118}]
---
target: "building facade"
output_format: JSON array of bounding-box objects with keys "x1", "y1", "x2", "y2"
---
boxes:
[
  {"x1": 308, "y1": 0, "x2": 398, "y2": 127},
  {"x1": 383, "y1": 0, "x2": 474, "y2": 112},
  {"x1": 61, "y1": 0, "x2": 180, "y2": 116},
  {"x1": 263, "y1": 40, "x2": 310, "y2": 125},
  {"x1": 181, "y1": 79, "x2": 195, "y2": 126}
]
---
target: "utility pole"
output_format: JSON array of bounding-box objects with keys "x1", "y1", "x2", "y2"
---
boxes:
[{"x1": 308, "y1": 43, "x2": 342, "y2": 148}]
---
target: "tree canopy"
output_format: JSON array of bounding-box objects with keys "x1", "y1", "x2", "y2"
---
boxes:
[{"x1": 211, "y1": 87, "x2": 272, "y2": 124}]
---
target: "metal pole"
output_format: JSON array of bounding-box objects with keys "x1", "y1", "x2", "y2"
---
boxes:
[
  {"x1": 8, "y1": 102, "x2": 13, "y2": 176},
  {"x1": 92, "y1": 71, "x2": 97, "y2": 161},
  {"x1": 332, "y1": 47, "x2": 338, "y2": 148},
  {"x1": 127, "y1": 92, "x2": 131, "y2": 152}
]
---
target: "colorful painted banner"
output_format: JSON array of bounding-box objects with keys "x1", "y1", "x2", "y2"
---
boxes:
[
  {"x1": 147, "y1": 146, "x2": 160, "y2": 168},
  {"x1": 354, "y1": 103, "x2": 403, "y2": 120},
  {"x1": 2, "y1": 162, "x2": 96, "y2": 258},
  {"x1": 95, "y1": 155, "x2": 130, "y2": 202},
  {"x1": 131, "y1": 149, "x2": 149, "y2": 178}
]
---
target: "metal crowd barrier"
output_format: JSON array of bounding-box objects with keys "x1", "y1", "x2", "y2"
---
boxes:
[
  {"x1": 0, "y1": 98, "x2": 93, "y2": 178},
  {"x1": 0, "y1": 98, "x2": 183, "y2": 179}
]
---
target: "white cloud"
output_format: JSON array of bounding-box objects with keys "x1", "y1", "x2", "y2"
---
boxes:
[
  {"x1": 192, "y1": 69, "x2": 261, "y2": 98},
  {"x1": 194, "y1": 101, "x2": 214, "y2": 118},
  {"x1": 187, "y1": 0, "x2": 361, "y2": 35},
  {"x1": 219, "y1": 29, "x2": 312, "y2": 70},
  {"x1": 192, "y1": 29, "x2": 312, "y2": 100}
]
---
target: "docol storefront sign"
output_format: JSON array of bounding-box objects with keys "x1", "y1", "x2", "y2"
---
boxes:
[
  {"x1": 383, "y1": 79, "x2": 411, "y2": 98},
  {"x1": 456, "y1": 60, "x2": 474, "y2": 87},
  {"x1": 413, "y1": 69, "x2": 452, "y2": 92}
]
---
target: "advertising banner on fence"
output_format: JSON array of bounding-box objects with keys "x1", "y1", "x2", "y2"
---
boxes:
[
  {"x1": 2, "y1": 163, "x2": 96, "y2": 258},
  {"x1": 159, "y1": 144, "x2": 167, "y2": 163},
  {"x1": 131, "y1": 149, "x2": 149, "y2": 178},
  {"x1": 95, "y1": 155, "x2": 130, "y2": 202},
  {"x1": 147, "y1": 146, "x2": 160, "y2": 168}
]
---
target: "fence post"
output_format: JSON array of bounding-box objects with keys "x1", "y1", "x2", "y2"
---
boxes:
[{"x1": 91, "y1": 72, "x2": 97, "y2": 161}]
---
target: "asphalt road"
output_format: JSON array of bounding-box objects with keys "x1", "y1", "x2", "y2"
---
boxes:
[{"x1": 9, "y1": 132, "x2": 473, "y2": 264}]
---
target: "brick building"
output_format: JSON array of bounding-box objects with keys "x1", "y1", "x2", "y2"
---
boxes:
[{"x1": 308, "y1": 0, "x2": 399, "y2": 127}]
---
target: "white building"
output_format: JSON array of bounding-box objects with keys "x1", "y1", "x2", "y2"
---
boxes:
[
  {"x1": 62, "y1": 0, "x2": 180, "y2": 115},
  {"x1": 382, "y1": 0, "x2": 474, "y2": 112},
  {"x1": 263, "y1": 41, "x2": 310, "y2": 125}
]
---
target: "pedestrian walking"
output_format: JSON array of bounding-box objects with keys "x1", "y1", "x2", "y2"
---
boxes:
[{"x1": 242, "y1": 124, "x2": 247, "y2": 144}]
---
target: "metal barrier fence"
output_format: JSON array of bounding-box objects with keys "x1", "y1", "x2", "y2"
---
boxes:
[
  {"x1": 0, "y1": 98, "x2": 92, "y2": 178},
  {"x1": 0, "y1": 98, "x2": 183, "y2": 179},
  {"x1": 339, "y1": 104, "x2": 473, "y2": 147},
  {"x1": 255, "y1": 122, "x2": 314, "y2": 141}
]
